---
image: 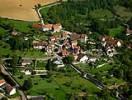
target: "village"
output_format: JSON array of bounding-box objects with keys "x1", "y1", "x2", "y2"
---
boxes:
[
  {"x1": 0, "y1": 0, "x2": 132, "y2": 99},
  {"x1": 2, "y1": 10, "x2": 132, "y2": 99},
  {"x1": 0, "y1": 19, "x2": 126, "y2": 99}
]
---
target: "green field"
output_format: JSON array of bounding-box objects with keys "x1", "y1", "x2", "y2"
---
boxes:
[
  {"x1": 14, "y1": 67, "x2": 100, "y2": 99},
  {"x1": 0, "y1": 18, "x2": 34, "y2": 33}
]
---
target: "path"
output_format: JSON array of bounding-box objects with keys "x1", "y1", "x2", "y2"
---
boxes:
[
  {"x1": 70, "y1": 64, "x2": 105, "y2": 90},
  {"x1": 2, "y1": 56, "x2": 56, "y2": 61}
]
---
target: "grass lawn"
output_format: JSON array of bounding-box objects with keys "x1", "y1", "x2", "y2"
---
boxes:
[
  {"x1": 14, "y1": 50, "x2": 47, "y2": 58},
  {"x1": 0, "y1": 18, "x2": 34, "y2": 33}
]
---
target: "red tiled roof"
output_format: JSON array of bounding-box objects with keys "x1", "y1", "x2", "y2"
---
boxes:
[
  {"x1": 71, "y1": 33, "x2": 86, "y2": 41},
  {"x1": 0, "y1": 80, "x2": 5, "y2": 86},
  {"x1": 32, "y1": 23, "x2": 62, "y2": 31},
  {"x1": 32, "y1": 23, "x2": 43, "y2": 29},
  {"x1": 43, "y1": 24, "x2": 53, "y2": 30},
  {"x1": 101, "y1": 35, "x2": 119, "y2": 46},
  {"x1": 62, "y1": 49, "x2": 69, "y2": 56},
  {"x1": 33, "y1": 40, "x2": 48, "y2": 46},
  {"x1": 5, "y1": 84, "x2": 14, "y2": 94},
  {"x1": 52, "y1": 24, "x2": 62, "y2": 30}
]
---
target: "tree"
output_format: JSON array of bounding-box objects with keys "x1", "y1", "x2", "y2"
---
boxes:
[
  {"x1": 97, "y1": 88, "x2": 111, "y2": 99},
  {"x1": 126, "y1": 69, "x2": 132, "y2": 83},
  {"x1": 22, "y1": 78, "x2": 32, "y2": 90},
  {"x1": 62, "y1": 55, "x2": 74, "y2": 64},
  {"x1": 45, "y1": 59, "x2": 57, "y2": 71},
  {"x1": 127, "y1": 17, "x2": 132, "y2": 29},
  {"x1": 10, "y1": 54, "x2": 19, "y2": 67}
]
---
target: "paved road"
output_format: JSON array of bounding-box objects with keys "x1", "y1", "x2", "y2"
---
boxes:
[
  {"x1": 0, "y1": 65, "x2": 27, "y2": 100},
  {"x1": 70, "y1": 64, "x2": 105, "y2": 90}
]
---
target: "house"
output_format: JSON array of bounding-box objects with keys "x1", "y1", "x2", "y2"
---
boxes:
[
  {"x1": 61, "y1": 49, "x2": 70, "y2": 57},
  {"x1": 87, "y1": 57, "x2": 97, "y2": 63},
  {"x1": 5, "y1": 84, "x2": 16, "y2": 96},
  {"x1": 32, "y1": 23, "x2": 43, "y2": 30},
  {"x1": 52, "y1": 23, "x2": 62, "y2": 33},
  {"x1": 127, "y1": 43, "x2": 132, "y2": 49},
  {"x1": 0, "y1": 80, "x2": 6, "y2": 87},
  {"x1": 61, "y1": 31, "x2": 71, "y2": 39},
  {"x1": 70, "y1": 33, "x2": 81, "y2": 46},
  {"x1": 117, "y1": 41, "x2": 122, "y2": 47},
  {"x1": 126, "y1": 28, "x2": 132, "y2": 36},
  {"x1": 58, "y1": 49, "x2": 70, "y2": 57},
  {"x1": 53, "y1": 59, "x2": 64, "y2": 68},
  {"x1": 54, "y1": 60, "x2": 63, "y2": 65},
  {"x1": 32, "y1": 23, "x2": 52, "y2": 31},
  {"x1": 21, "y1": 59, "x2": 32, "y2": 66},
  {"x1": 33, "y1": 70, "x2": 48, "y2": 76},
  {"x1": 21, "y1": 67, "x2": 33, "y2": 75},
  {"x1": 70, "y1": 33, "x2": 87, "y2": 46},
  {"x1": 80, "y1": 34, "x2": 88, "y2": 43},
  {"x1": 21, "y1": 70, "x2": 32, "y2": 75},
  {"x1": 106, "y1": 46, "x2": 116, "y2": 57},
  {"x1": 11, "y1": 30, "x2": 18, "y2": 36},
  {"x1": 47, "y1": 44, "x2": 55, "y2": 55},
  {"x1": 32, "y1": 23, "x2": 62, "y2": 33},
  {"x1": 77, "y1": 54, "x2": 88, "y2": 63},
  {"x1": 100, "y1": 35, "x2": 122, "y2": 47},
  {"x1": 32, "y1": 40, "x2": 48, "y2": 50},
  {"x1": 49, "y1": 36, "x2": 57, "y2": 43},
  {"x1": 72, "y1": 45, "x2": 81, "y2": 55},
  {"x1": 43, "y1": 24, "x2": 53, "y2": 31},
  {"x1": 0, "y1": 80, "x2": 16, "y2": 96}
]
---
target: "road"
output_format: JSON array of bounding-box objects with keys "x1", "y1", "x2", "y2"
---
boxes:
[
  {"x1": 70, "y1": 64, "x2": 105, "y2": 90},
  {"x1": 35, "y1": 1, "x2": 61, "y2": 31},
  {"x1": 0, "y1": 65, "x2": 27, "y2": 100}
]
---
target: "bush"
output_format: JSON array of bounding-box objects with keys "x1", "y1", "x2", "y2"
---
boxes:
[{"x1": 22, "y1": 78, "x2": 32, "y2": 90}]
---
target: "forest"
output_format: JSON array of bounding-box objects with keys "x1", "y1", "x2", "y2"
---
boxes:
[{"x1": 41, "y1": 0, "x2": 132, "y2": 35}]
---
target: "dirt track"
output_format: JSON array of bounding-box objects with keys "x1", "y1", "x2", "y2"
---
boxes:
[{"x1": 0, "y1": 0, "x2": 59, "y2": 21}]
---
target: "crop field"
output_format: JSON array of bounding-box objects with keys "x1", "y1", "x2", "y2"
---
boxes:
[{"x1": 0, "y1": 0, "x2": 59, "y2": 21}]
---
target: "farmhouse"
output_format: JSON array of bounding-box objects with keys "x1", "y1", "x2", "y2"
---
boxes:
[
  {"x1": 32, "y1": 23, "x2": 62, "y2": 33},
  {"x1": 32, "y1": 40, "x2": 48, "y2": 50},
  {"x1": 5, "y1": 84, "x2": 16, "y2": 96},
  {"x1": 21, "y1": 59, "x2": 32, "y2": 66},
  {"x1": 77, "y1": 54, "x2": 88, "y2": 63}
]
